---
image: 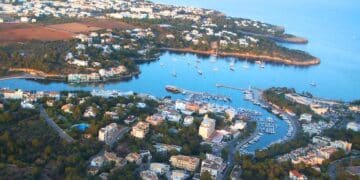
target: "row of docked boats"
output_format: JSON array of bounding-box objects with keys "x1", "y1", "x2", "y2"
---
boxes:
[
  {"x1": 165, "y1": 85, "x2": 231, "y2": 102},
  {"x1": 259, "y1": 117, "x2": 277, "y2": 134}
]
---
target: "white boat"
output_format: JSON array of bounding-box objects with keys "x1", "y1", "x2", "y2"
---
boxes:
[
  {"x1": 230, "y1": 66, "x2": 235, "y2": 71},
  {"x1": 242, "y1": 64, "x2": 249, "y2": 69},
  {"x1": 260, "y1": 64, "x2": 265, "y2": 68},
  {"x1": 198, "y1": 70, "x2": 203, "y2": 75},
  {"x1": 171, "y1": 71, "x2": 177, "y2": 77},
  {"x1": 310, "y1": 82, "x2": 316, "y2": 86},
  {"x1": 160, "y1": 63, "x2": 164, "y2": 67},
  {"x1": 213, "y1": 67, "x2": 219, "y2": 72}
]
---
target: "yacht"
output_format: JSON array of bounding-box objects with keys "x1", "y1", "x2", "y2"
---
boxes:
[{"x1": 242, "y1": 63, "x2": 249, "y2": 69}]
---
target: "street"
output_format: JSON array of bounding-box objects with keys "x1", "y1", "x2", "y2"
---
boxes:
[{"x1": 39, "y1": 105, "x2": 74, "y2": 143}]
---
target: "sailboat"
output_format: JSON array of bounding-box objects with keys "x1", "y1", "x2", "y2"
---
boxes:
[
  {"x1": 230, "y1": 60, "x2": 235, "y2": 71},
  {"x1": 171, "y1": 71, "x2": 177, "y2": 77},
  {"x1": 260, "y1": 63, "x2": 265, "y2": 68}
]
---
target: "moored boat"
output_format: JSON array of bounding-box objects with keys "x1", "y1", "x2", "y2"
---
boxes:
[{"x1": 165, "y1": 85, "x2": 182, "y2": 93}]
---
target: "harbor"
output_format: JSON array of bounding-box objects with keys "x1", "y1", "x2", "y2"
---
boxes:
[{"x1": 0, "y1": 52, "x2": 307, "y2": 153}]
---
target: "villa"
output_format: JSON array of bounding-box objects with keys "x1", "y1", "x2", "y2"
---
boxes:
[{"x1": 169, "y1": 155, "x2": 200, "y2": 172}]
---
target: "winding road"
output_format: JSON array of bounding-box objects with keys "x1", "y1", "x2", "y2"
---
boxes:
[{"x1": 39, "y1": 105, "x2": 74, "y2": 143}]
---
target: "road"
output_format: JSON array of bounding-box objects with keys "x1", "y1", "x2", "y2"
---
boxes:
[
  {"x1": 221, "y1": 127, "x2": 259, "y2": 179},
  {"x1": 108, "y1": 127, "x2": 130, "y2": 147},
  {"x1": 39, "y1": 105, "x2": 74, "y2": 143},
  {"x1": 327, "y1": 155, "x2": 360, "y2": 180}
]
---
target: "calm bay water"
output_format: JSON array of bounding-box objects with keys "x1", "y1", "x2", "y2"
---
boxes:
[{"x1": 1, "y1": 0, "x2": 359, "y2": 151}]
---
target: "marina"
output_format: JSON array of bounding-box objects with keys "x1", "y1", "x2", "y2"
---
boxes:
[{"x1": 165, "y1": 85, "x2": 231, "y2": 102}]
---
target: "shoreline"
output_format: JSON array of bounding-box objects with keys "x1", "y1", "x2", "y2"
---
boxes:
[
  {"x1": 0, "y1": 68, "x2": 141, "y2": 83},
  {"x1": 238, "y1": 30, "x2": 309, "y2": 44},
  {"x1": 161, "y1": 48, "x2": 320, "y2": 66}
]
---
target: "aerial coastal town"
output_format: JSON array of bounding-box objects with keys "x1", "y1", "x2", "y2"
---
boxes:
[
  {"x1": 0, "y1": 0, "x2": 359, "y2": 180},
  {"x1": 0, "y1": 0, "x2": 319, "y2": 82},
  {"x1": 0, "y1": 86, "x2": 359, "y2": 179}
]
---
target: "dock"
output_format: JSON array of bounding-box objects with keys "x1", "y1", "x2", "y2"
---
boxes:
[
  {"x1": 215, "y1": 83, "x2": 246, "y2": 91},
  {"x1": 166, "y1": 85, "x2": 231, "y2": 102}
]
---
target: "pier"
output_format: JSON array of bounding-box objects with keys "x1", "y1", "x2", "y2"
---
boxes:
[
  {"x1": 215, "y1": 83, "x2": 246, "y2": 91},
  {"x1": 166, "y1": 85, "x2": 231, "y2": 102}
]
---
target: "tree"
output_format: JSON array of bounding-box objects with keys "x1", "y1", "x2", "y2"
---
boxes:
[{"x1": 200, "y1": 171, "x2": 213, "y2": 180}]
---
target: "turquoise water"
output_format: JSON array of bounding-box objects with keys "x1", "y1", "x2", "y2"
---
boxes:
[
  {"x1": 154, "y1": 0, "x2": 360, "y2": 101},
  {"x1": 72, "y1": 123, "x2": 90, "y2": 132},
  {"x1": 1, "y1": 0, "x2": 359, "y2": 151}
]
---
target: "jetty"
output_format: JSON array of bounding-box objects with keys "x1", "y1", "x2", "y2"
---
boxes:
[
  {"x1": 165, "y1": 85, "x2": 231, "y2": 102},
  {"x1": 215, "y1": 83, "x2": 246, "y2": 91}
]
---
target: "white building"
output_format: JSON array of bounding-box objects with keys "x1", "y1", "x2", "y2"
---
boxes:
[
  {"x1": 200, "y1": 154, "x2": 226, "y2": 180},
  {"x1": 21, "y1": 101, "x2": 35, "y2": 109},
  {"x1": 131, "y1": 121, "x2": 150, "y2": 139},
  {"x1": 183, "y1": 116, "x2": 194, "y2": 126},
  {"x1": 150, "y1": 163, "x2": 170, "y2": 175},
  {"x1": 169, "y1": 170, "x2": 189, "y2": 180},
  {"x1": 199, "y1": 115, "x2": 216, "y2": 140},
  {"x1": 299, "y1": 113, "x2": 312, "y2": 123},
  {"x1": 98, "y1": 123, "x2": 121, "y2": 145},
  {"x1": 90, "y1": 155, "x2": 105, "y2": 167},
  {"x1": 3, "y1": 89, "x2": 23, "y2": 99},
  {"x1": 312, "y1": 136, "x2": 331, "y2": 146},
  {"x1": 331, "y1": 140, "x2": 352, "y2": 152},
  {"x1": 347, "y1": 122, "x2": 360, "y2": 132}
]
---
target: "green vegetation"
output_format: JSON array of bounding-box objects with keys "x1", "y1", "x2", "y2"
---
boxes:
[
  {"x1": 45, "y1": 93, "x2": 158, "y2": 139},
  {"x1": 263, "y1": 87, "x2": 322, "y2": 120},
  {"x1": 0, "y1": 100, "x2": 102, "y2": 179},
  {"x1": 350, "y1": 100, "x2": 360, "y2": 106},
  {"x1": 0, "y1": 39, "x2": 138, "y2": 77},
  {"x1": 255, "y1": 132, "x2": 310, "y2": 161},
  {"x1": 235, "y1": 154, "x2": 292, "y2": 179},
  {"x1": 323, "y1": 128, "x2": 360, "y2": 150},
  {"x1": 122, "y1": 17, "x2": 317, "y2": 63}
]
